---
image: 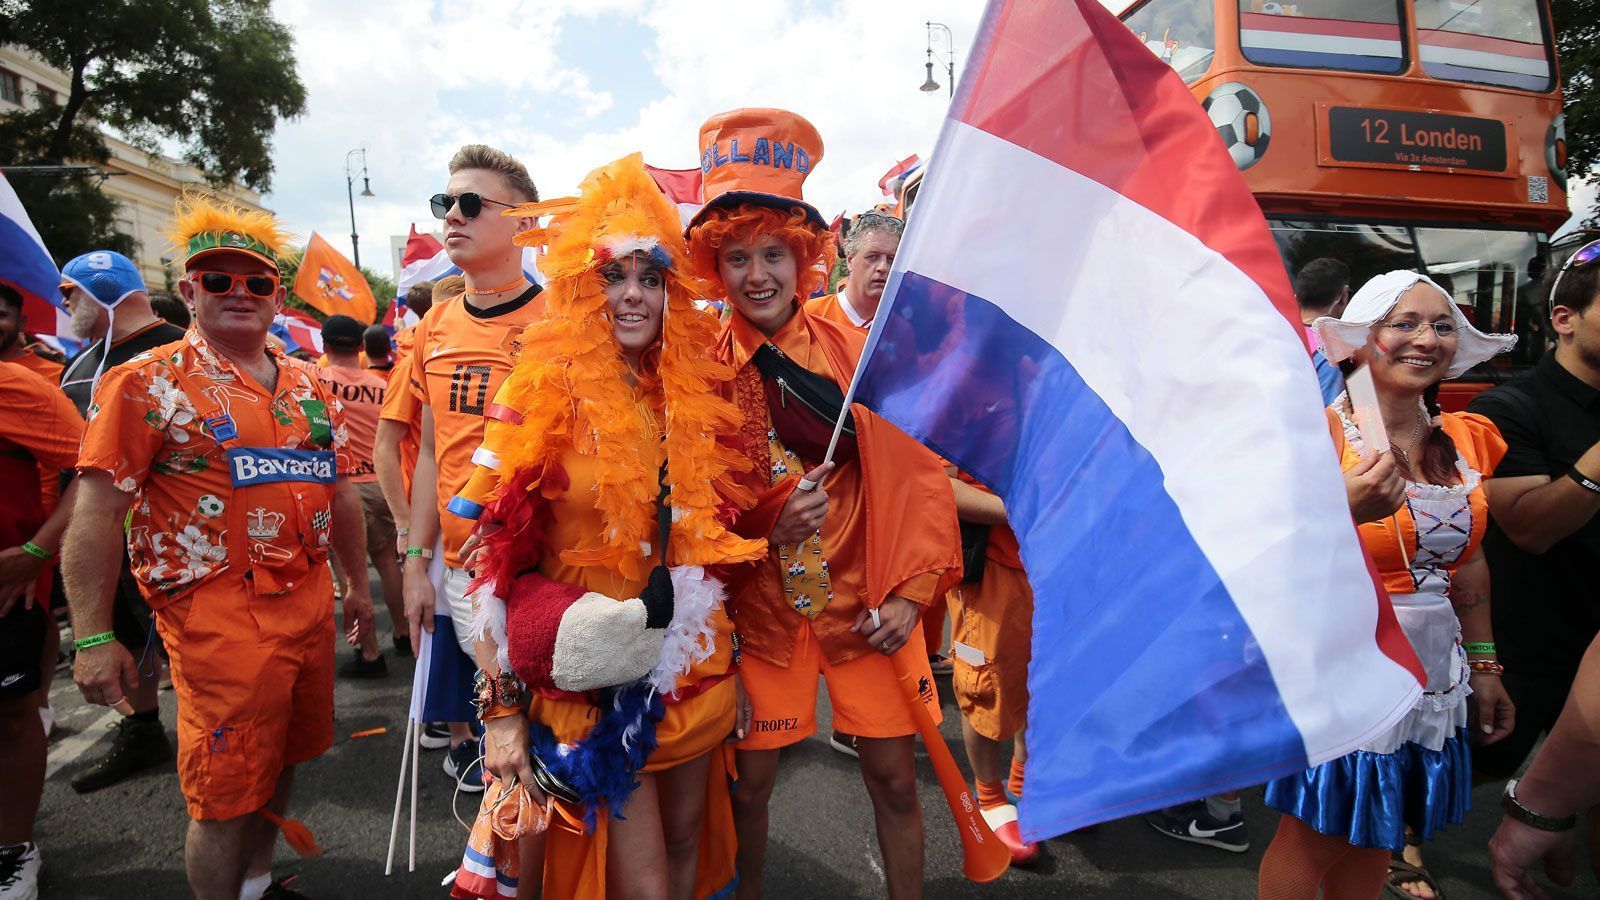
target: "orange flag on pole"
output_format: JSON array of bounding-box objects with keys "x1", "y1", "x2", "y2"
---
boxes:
[{"x1": 293, "y1": 233, "x2": 377, "y2": 324}]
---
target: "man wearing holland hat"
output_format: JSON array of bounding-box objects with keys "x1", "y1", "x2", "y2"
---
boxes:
[
  {"x1": 684, "y1": 108, "x2": 963, "y2": 898},
  {"x1": 63, "y1": 193, "x2": 375, "y2": 900}
]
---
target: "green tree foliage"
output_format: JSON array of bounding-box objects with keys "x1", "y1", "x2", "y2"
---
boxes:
[
  {"x1": 1552, "y1": 0, "x2": 1597, "y2": 212},
  {"x1": 0, "y1": 0, "x2": 306, "y2": 260}
]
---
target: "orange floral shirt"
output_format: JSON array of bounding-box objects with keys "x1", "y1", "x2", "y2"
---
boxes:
[{"x1": 78, "y1": 330, "x2": 355, "y2": 606}]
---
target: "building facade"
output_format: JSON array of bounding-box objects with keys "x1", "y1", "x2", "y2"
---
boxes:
[{"x1": 1, "y1": 47, "x2": 269, "y2": 289}]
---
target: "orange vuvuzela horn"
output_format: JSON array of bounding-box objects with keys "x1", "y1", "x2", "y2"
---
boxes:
[{"x1": 890, "y1": 650, "x2": 1011, "y2": 883}]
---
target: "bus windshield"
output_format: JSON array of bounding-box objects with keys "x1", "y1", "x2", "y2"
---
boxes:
[
  {"x1": 1238, "y1": 0, "x2": 1405, "y2": 74},
  {"x1": 1414, "y1": 0, "x2": 1554, "y2": 91},
  {"x1": 1269, "y1": 220, "x2": 1548, "y2": 375},
  {"x1": 1123, "y1": 0, "x2": 1216, "y2": 81}
]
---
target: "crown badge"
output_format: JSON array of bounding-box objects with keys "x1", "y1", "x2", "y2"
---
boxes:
[{"x1": 247, "y1": 507, "x2": 285, "y2": 541}]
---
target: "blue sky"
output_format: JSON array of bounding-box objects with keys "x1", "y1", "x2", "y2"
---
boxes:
[{"x1": 263, "y1": 0, "x2": 983, "y2": 277}]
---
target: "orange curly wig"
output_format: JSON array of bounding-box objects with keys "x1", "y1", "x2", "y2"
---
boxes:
[
  {"x1": 686, "y1": 204, "x2": 836, "y2": 304},
  {"x1": 459, "y1": 154, "x2": 764, "y2": 581}
]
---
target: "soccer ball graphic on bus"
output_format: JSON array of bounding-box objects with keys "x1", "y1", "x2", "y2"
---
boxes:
[{"x1": 1203, "y1": 82, "x2": 1271, "y2": 171}]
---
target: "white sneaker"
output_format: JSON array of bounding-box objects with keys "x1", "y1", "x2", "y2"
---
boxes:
[{"x1": 0, "y1": 842, "x2": 40, "y2": 900}]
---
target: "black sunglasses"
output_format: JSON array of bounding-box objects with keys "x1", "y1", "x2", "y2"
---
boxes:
[
  {"x1": 429, "y1": 192, "x2": 516, "y2": 220},
  {"x1": 1550, "y1": 238, "x2": 1600, "y2": 307}
]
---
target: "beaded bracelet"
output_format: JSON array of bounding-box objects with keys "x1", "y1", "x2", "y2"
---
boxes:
[
  {"x1": 20, "y1": 541, "x2": 52, "y2": 560},
  {"x1": 1469, "y1": 659, "x2": 1505, "y2": 676},
  {"x1": 1463, "y1": 642, "x2": 1496, "y2": 655},
  {"x1": 73, "y1": 631, "x2": 118, "y2": 650}
]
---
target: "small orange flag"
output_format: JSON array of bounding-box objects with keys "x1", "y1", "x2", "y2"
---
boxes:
[{"x1": 292, "y1": 233, "x2": 377, "y2": 324}]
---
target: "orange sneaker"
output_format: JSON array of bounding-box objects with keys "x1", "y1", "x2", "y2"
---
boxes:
[{"x1": 981, "y1": 803, "x2": 1041, "y2": 866}]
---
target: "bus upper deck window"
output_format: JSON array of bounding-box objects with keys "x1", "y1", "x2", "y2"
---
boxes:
[
  {"x1": 1416, "y1": 0, "x2": 1553, "y2": 92},
  {"x1": 1122, "y1": 0, "x2": 1217, "y2": 82},
  {"x1": 1238, "y1": 0, "x2": 1405, "y2": 73}
]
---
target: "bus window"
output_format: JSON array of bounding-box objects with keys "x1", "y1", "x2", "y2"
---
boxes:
[
  {"x1": 1414, "y1": 227, "x2": 1548, "y2": 368},
  {"x1": 1269, "y1": 220, "x2": 1419, "y2": 292},
  {"x1": 1238, "y1": 0, "x2": 1405, "y2": 74},
  {"x1": 1123, "y1": 0, "x2": 1216, "y2": 82},
  {"x1": 1415, "y1": 0, "x2": 1553, "y2": 92}
]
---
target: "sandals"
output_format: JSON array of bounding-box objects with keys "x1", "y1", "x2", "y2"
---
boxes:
[{"x1": 1385, "y1": 837, "x2": 1445, "y2": 900}]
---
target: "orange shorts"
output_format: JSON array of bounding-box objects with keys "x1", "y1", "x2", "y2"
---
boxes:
[
  {"x1": 737, "y1": 618, "x2": 941, "y2": 751},
  {"x1": 948, "y1": 563, "x2": 1033, "y2": 742},
  {"x1": 154, "y1": 567, "x2": 335, "y2": 821}
]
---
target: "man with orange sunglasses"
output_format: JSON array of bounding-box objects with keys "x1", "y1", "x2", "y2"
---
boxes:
[{"x1": 65, "y1": 193, "x2": 374, "y2": 900}]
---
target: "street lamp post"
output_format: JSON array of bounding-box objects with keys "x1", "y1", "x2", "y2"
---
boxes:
[
  {"x1": 345, "y1": 147, "x2": 374, "y2": 270},
  {"x1": 920, "y1": 21, "x2": 955, "y2": 98}
]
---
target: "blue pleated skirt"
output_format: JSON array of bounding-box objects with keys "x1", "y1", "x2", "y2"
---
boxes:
[{"x1": 1263, "y1": 727, "x2": 1473, "y2": 852}]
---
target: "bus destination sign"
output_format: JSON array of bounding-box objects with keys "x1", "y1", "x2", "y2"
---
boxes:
[{"x1": 1326, "y1": 106, "x2": 1508, "y2": 174}]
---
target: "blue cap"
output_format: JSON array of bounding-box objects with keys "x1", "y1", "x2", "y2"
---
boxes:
[{"x1": 60, "y1": 251, "x2": 147, "y2": 309}]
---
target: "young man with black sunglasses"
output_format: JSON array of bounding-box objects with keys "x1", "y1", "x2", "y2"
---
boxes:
[
  {"x1": 1470, "y1": 240, "x2": 1600, "y2": 873},
  {"x1": 403, "y1": 145, "x2": 545, "y2": 793}
]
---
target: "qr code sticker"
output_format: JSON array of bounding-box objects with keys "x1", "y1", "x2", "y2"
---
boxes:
[{"x1": 1528, "y1": 176, "x2": 1549, "y2": 204}]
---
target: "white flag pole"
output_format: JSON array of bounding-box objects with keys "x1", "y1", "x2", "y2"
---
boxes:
[{"x1": 384, "y1": 716, "x2": 414, "y2": 876}]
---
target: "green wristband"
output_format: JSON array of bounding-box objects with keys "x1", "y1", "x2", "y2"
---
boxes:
[
  {"x1": 1464, "y1": 642, "x2": 1496, "y2": 655},
  {"x1": 20, "y1": 541, "x2": 52, "y2": 560},
  {"x1": 73, "y1": 631, "x2": 118, "y2": 650}
]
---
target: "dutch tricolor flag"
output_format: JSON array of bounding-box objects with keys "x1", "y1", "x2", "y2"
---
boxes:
[
  {"x1": 852, "y1": 0, "x2": 1425, "y2": 841},
  {"x1": 0, "y1": 173, "x2": 68, "y2": 343}
]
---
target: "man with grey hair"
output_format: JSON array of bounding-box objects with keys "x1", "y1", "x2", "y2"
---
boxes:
[{"x1": 807, "y1": 211, "x2": 903, "y2": 331}]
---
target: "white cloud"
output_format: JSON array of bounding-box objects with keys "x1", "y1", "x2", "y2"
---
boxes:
[{"x1": 262, "y1": 0, "x2": 982, "y2": 281}]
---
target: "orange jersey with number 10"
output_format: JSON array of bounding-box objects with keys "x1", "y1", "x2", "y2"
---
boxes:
[{"x1": 410, "y1": 288, "x2": 544, "y2": 566}]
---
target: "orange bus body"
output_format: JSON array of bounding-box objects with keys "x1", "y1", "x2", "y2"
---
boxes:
[{"x1": 1121, "y1": 0, "x2": 1571, "y2": 408}]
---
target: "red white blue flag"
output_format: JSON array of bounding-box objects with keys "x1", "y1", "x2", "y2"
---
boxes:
[
  {"x1": 851, "y1": 0, "x2": 1424, "y2": 840},
  {"x1": 0, "y1": 173, "x2": 67, "y2": 340}
]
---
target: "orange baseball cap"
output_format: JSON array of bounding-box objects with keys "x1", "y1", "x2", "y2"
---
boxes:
[{"x1": 689, "y1": 108, "x2": 826, "y2": 233}]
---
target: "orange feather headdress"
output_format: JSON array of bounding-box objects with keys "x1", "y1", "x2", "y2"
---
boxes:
[
  {"x1": 474, "y1": 154, "x2": 763, "y2": 580},
  {"x1": 165, "y1": 190, "x2": 293, "y2": 270}
]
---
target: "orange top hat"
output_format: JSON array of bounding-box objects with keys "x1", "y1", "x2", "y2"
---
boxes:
[{"x1": 689, "y1": 107, "x2": 826, "y2": 232}]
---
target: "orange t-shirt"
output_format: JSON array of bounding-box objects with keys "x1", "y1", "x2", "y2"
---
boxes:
[
  {"x1": 393, "y1": 324, "x2": 419, "y2": 363},
  {"x1": 379, "y1": 354, "x2": 421, "y2": 495},
  {"x1": 4, "y1": 352, "x2": 69, "y2": 514},
  {"x1": 78, "y1": 331, "x2": 356, "y2": 607},
  {"x1": 316, "y1": 363, "x2": 387, "y2": 482},
  {"x1": 7, "y1": 344, "x2": 65, "y2": 383},
  {"x1": 411, "y1": 288, "x2": 544, "y2": 566},
  {"x1": 804, "y1": 291, "x2": 873, "y2": 332},
  {"x1": 0, "y1": 363, "x2": 82, "y2": 600}
]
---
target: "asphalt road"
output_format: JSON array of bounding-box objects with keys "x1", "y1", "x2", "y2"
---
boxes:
[{"x1": 31, "y1": 612, "x2": 1598, "y2": 899}]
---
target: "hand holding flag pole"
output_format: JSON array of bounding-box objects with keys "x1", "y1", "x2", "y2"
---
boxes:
[{"x1": 799, "y1": 311, "x2": 1010, "y2": 884}]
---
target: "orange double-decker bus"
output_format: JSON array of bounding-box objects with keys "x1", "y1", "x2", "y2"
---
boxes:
[{"x1": 1119, "y1": 0, "x2": 1570, "y2": 406}]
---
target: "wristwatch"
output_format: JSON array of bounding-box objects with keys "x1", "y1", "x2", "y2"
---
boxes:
[{"x1": 1502, "y1": 779, "x2": 1577, "y2": 832}]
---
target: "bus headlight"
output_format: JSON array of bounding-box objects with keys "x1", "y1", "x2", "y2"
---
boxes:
[{"x1": 1546, "y1": 114, "x2": 1567, "y2": 191}]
